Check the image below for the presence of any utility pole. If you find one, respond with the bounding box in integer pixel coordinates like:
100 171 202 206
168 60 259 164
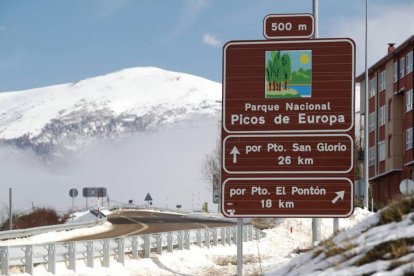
9 188 13 230
364 0 370 210
312 0 321 243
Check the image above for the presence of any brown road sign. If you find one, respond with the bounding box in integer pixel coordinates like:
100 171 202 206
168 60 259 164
264 14 314 39
222 38 355 133
223 134 353 174
222 178 353 217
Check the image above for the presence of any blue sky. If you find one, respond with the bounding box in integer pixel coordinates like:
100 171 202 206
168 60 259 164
1 0 414 91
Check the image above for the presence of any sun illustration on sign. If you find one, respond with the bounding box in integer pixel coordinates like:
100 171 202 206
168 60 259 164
265 49 312 98
300 53 310 64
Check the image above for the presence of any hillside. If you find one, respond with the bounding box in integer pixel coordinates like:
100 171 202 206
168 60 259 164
273 195 414 275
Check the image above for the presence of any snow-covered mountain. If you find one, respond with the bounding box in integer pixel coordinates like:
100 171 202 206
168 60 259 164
0 67 221 158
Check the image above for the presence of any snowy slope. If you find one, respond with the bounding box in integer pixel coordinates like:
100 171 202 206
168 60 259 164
0 67 221 156
273 196 414 275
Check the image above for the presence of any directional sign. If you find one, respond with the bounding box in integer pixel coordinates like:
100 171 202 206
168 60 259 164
222 39 355 133
220 36 355 218
222 178 353 217
82 187 107 198
223 134 353 174
263 14 314 39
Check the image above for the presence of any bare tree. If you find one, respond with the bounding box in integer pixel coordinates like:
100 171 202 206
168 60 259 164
201 137 221 191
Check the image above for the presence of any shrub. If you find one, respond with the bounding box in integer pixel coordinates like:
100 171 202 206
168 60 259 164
0 207 67 230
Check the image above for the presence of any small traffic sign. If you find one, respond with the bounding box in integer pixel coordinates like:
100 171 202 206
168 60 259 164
69 188 78 198
145 193 153 201
222 178 353 217
264 14 314 39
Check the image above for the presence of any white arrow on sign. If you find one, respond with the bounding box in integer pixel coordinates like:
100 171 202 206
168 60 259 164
331 191 345 204
230 146 240 163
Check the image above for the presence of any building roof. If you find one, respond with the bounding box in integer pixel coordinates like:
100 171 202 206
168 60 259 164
356 34 414 82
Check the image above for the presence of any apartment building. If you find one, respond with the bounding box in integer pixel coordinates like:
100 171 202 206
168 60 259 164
357 35 414 205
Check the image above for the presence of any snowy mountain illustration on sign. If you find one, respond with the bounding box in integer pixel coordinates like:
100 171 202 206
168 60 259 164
0 67 221 158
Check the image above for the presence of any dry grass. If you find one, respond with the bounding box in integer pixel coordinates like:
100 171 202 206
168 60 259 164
214 255 260 267
379 195 414 225
355 238 414 267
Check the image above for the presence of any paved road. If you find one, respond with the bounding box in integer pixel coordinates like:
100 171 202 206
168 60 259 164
67 210 235 241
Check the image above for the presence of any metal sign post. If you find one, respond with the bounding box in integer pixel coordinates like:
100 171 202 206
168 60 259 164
237 218 243 276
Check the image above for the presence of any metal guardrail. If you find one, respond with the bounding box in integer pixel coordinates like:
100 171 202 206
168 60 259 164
0 225 263 275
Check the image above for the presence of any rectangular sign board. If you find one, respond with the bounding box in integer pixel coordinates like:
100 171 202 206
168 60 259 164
223 134 353 174
220 38 355 218
222 39 355 133
222 178 353 217
263 14 314 39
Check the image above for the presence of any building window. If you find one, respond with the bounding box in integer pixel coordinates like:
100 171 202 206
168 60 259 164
393 61 398 83
369 77 376 98
378 141 386 162
369 146 376 166
406 89 413 112
379 70 386 91
407 51 413 74
369 112 376 132
406 127 413 150
388 135 392 158
400 57 405 78
388 99 392 121
378 106 386 126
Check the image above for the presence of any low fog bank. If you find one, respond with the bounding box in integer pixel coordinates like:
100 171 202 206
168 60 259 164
0 116 220 214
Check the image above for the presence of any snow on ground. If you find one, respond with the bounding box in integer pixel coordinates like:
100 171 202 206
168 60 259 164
5 208 373 275
273 198 414 275
0 222 113 247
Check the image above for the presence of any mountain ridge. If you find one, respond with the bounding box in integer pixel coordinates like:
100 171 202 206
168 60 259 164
0 67 222 158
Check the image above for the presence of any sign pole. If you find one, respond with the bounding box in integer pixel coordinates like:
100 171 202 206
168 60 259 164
312 0 322 243
237 218 243 276
9 188 13 230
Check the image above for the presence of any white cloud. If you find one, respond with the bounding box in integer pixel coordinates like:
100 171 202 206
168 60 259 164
202 33 222 47
325 2 414 75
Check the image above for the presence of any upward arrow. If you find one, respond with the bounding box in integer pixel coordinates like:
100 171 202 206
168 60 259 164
331 191 345 204
230 146 240 163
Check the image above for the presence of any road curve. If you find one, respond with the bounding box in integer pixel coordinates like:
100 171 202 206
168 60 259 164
66 210 236 241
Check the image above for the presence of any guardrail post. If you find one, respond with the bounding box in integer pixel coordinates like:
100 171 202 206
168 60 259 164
156 234 162 255
68 242 76 272
25 245 33 275
47 243 56 274
178 231 183 250
1 246 9 276
204 229 210 248
243 225 248 242
212 228 218 246
255 228 261 240
102 239 110 267
196 230 202 247
226 227 231 245
117 238 125 265
131 237 138 259
167 232 173 252
221 228 226 246
248 225 253 241
184 231 190 250
86 241 94 268
232 227 237 244
144 234 150 258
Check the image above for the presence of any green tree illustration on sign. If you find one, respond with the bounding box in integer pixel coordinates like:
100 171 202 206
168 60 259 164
265 50 312 98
